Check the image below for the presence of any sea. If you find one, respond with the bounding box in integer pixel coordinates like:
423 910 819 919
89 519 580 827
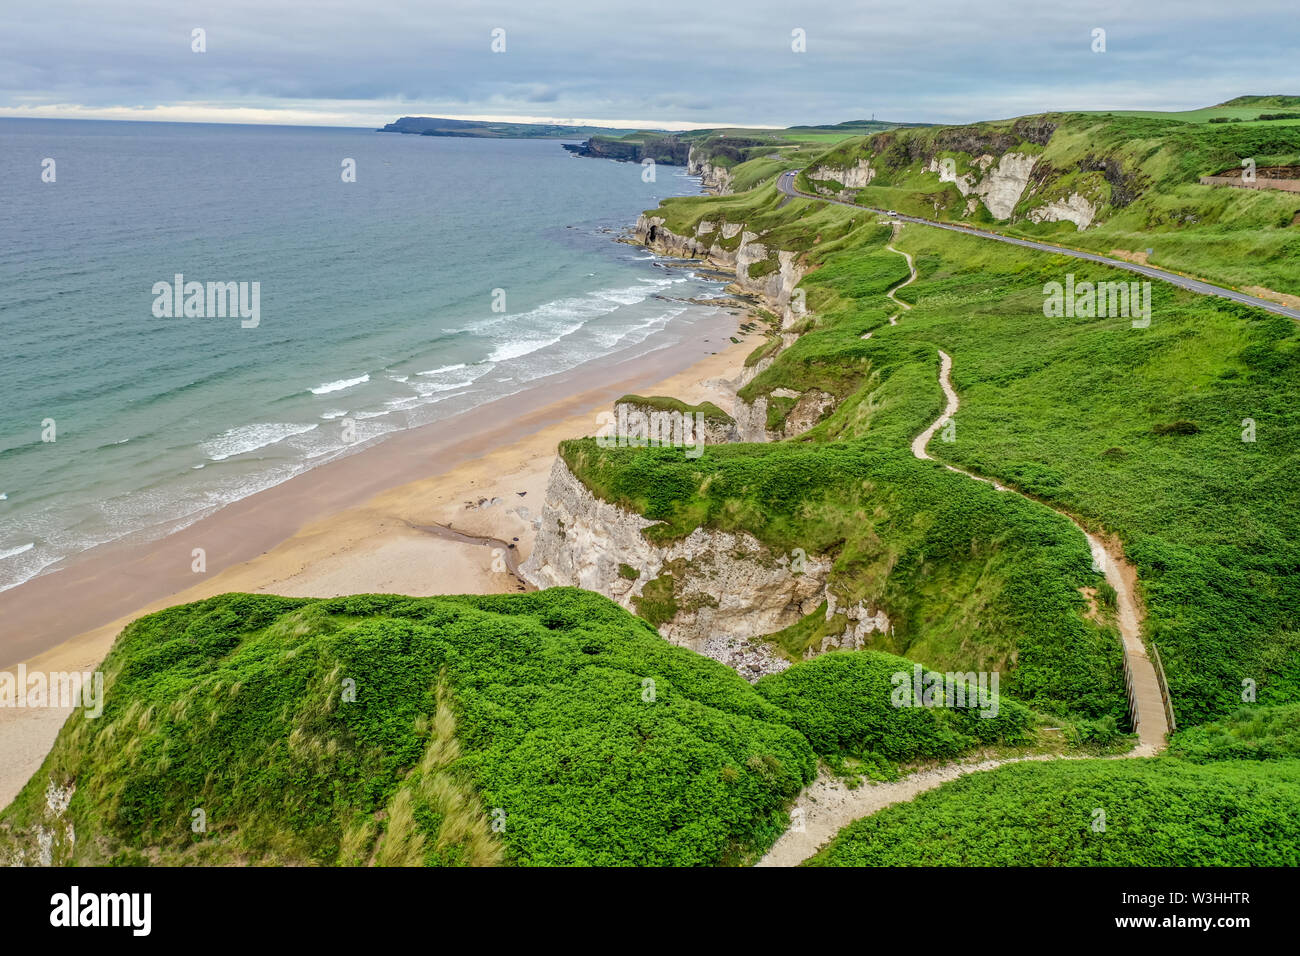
0 118 728 592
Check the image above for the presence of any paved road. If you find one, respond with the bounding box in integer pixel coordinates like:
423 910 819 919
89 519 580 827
776 170 1300 321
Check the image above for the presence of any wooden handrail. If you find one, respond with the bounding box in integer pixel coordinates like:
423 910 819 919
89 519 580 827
1121 650 1139 733
1151 642 1178 733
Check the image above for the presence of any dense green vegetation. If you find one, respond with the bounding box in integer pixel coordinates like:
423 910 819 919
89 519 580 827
755 651 1033 767
619 166 1300 725
581 189 1134 721
0 590 817 867
591 104 1300 868
806 757 1300 866
890 226 1300 723
1168 704 1300 763
2 590 1058 867
615 394 733 422
810 700 1300 867
798 107 1300 295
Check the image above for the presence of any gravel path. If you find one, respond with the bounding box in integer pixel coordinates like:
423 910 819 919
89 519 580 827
757 346 1167 867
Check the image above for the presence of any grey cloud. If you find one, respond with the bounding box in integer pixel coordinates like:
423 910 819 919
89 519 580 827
1 0 1297 126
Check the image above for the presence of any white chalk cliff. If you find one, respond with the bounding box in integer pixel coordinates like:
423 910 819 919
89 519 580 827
930 152 1038 220
520 458 889 678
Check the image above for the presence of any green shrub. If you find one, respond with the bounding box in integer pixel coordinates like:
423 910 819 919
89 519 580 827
1168 704 1300 763
1064 714 1124 746
755 650 1033 761
0 590 815 867
808 758 1300 866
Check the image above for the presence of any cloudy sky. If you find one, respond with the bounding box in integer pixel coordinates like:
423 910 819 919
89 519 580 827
2 1 1297 129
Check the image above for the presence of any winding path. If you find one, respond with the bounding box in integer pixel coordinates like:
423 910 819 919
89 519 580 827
884 225 916 325
758 756 1054 867
861 225 915 340
776 170 1300 322
757 348 1168 867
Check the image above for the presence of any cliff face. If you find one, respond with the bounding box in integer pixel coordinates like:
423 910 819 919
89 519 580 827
610 400 738 445
630 213 839 443
633 215 806 312
1028 192 1098 229
563 135 690 165
928 152 1039 221
517 210 875 675
801 116 1135 230
688 146 735 195
805 157 876 190
520 458 888 679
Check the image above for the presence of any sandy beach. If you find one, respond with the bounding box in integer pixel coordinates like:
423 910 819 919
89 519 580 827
0 307 756 809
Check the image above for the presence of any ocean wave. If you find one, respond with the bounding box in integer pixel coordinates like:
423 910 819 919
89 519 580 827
416 363 467 377
0 542 35 561
310 374 370 395
411 363 494 395
202 422 319 461
473 279 683 364
597 305 688 350
488 327 584 363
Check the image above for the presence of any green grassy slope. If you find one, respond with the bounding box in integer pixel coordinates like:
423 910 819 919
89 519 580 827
810 701 1300 866
806 756 1300 866
581 189 1133 723
797 106 1300 295
1 589 1052 867
610 157 1300 725
0 590 816 867
755 651 1034 765
1167 703 1300 762
889 225 1300 723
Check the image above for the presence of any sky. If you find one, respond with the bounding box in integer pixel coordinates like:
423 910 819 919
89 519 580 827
2 1 1298 130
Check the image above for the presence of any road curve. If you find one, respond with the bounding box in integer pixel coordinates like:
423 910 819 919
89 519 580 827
776 170 1300 321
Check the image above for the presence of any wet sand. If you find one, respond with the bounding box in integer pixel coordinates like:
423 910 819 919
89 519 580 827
0 312 755 808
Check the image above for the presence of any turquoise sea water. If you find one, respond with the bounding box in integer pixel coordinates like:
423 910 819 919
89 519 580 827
0 119 725 591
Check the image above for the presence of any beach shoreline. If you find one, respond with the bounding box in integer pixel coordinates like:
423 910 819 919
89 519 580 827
0 299 757 808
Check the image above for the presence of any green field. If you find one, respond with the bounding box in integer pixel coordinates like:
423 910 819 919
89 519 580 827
796 104 1300 295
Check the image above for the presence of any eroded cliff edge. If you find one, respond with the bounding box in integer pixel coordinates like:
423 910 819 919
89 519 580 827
520 206 885 678
520 456 890 680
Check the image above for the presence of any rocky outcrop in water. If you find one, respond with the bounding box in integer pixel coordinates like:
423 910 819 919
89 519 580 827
564 135 690 165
